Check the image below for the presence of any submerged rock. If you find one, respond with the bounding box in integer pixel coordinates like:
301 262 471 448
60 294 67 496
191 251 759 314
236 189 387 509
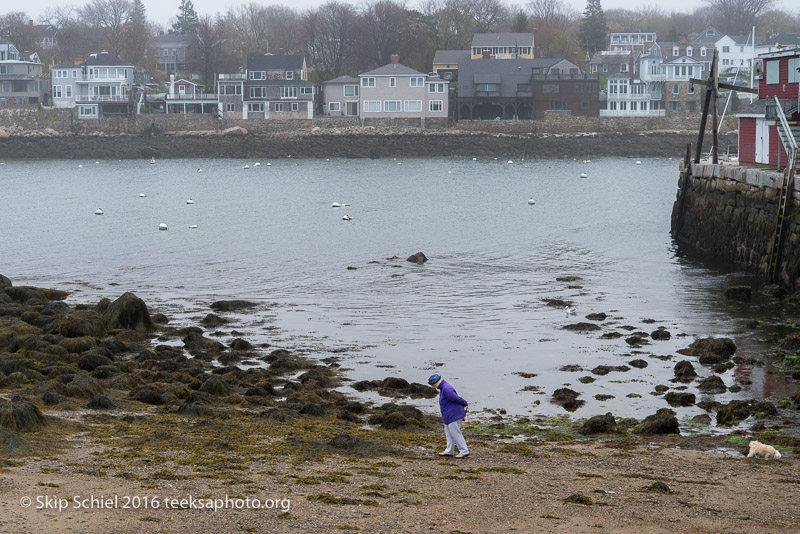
697 375 727 393
664 392 695 407
673 360 698 382
679 337 737 365
724 286 751 301
406 252 428 264
551 388 585 412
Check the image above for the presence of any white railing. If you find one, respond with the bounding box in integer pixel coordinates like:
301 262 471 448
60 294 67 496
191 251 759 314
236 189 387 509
219 73 246 80
606 94 653 101
77 95 128 102
600 109 666 117
166 93 218 100
642 74 665 82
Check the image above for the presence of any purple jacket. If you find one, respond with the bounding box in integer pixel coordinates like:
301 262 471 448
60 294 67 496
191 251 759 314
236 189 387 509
437 380 468 424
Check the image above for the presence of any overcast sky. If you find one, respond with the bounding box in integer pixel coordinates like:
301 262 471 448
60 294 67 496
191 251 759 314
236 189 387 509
11 0 798 31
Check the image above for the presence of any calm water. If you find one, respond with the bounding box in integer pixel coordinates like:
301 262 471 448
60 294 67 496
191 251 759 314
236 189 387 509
1 157 795 426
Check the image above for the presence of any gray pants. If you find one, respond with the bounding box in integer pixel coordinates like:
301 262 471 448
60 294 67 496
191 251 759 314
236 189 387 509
443 420 469 455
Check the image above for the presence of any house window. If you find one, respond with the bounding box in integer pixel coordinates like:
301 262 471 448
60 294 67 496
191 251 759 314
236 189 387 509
701 47 706 56
673 47 679 56
631 102 637 111
582 100 589 109
79 105 95 116
389 77 396 87
361 77 375 88
687 47 692 56
384 100 401 112
603 64 608 72
410 77 424 87
766 60 779 84
248 102 264 112
162 49 168 56
429 100 443 112
363 100 380 112
669 101 680 112
405 100 422 112
609 102 617 110
688 83 694 94
65 86 72 98
788 58 800 83
542 83 559 93
272 102 282 111
53 85 62 98
619 102 627 110
291 102 299 111
249 71 266 80
621 63 629 73
225 103 235 112
286 71 294 80
722 46 730 53
301 87 313 95
550 101 567 110
281 87 298 98
591 64 597 73
429 83 445 93
328 102 340 112
344 85 358 97
673 83 679 94
250 87 266 98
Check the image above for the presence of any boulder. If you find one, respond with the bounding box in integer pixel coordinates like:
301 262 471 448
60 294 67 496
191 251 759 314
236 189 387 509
222 126 248 136
580 412 616 435
697 375 727 393
210 300 256 312
0 396 46 432
56 310 107 338
664 392 696 407
551 388 585 412
651 328 671 340
0 274 11 290
680 337 736 365
635 408 679 435
406 252 428 264
103 292 155 332
673 360 697 382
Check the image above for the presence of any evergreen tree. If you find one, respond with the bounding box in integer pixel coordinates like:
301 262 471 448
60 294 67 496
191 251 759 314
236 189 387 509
173 0 199 35
577 0 607 54
511 11 529 33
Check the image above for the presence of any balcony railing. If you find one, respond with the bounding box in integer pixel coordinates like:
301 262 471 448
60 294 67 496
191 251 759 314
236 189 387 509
165 93 218 100
642 73 665 81
532 73 598 81
600 109 666 117
74 75 129 82
76 95 129 102
606 94 653 100
219 73 246 80
474 90 501 97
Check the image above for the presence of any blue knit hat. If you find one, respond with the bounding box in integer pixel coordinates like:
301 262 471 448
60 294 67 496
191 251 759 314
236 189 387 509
428 374 441 385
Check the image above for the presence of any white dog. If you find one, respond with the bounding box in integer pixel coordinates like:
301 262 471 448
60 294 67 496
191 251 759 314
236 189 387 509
747 440 782 460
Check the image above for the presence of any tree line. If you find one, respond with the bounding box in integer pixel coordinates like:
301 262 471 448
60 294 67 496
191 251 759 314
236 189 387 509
1 0 797 85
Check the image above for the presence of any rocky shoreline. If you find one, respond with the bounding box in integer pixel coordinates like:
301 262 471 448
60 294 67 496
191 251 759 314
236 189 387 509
1 274 799 533
0 130 737 160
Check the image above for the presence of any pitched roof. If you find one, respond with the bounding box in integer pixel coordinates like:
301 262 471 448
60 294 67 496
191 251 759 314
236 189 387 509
471 33 534 47
323 75 359 84
457 58 561 98
589 51 638 65
360 63 425 76
157 33 192 46
83 51 132 67
247 54 305 71
433 50 471 64
54 61 78 69
759 32 800 46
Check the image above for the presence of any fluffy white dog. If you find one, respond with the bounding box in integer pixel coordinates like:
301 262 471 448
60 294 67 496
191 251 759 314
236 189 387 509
747 440 782 460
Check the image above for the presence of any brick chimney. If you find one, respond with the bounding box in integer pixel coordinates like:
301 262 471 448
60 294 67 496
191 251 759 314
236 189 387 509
629 50 635 81
391 53 399 64
241 43 247 75
482 51 491 59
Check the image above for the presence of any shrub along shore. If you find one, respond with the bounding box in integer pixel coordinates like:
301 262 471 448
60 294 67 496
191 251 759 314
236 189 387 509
1 274 798 531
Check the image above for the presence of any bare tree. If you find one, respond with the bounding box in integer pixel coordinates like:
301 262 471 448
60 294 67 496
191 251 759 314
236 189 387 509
470 0 508 33
120 0 151 66
226 3 270 52
302 2 357 80
355 0 414 68
79 0 132 57
0 12 40 52
526 0 577 32
418 0 476 51
704 0 774 35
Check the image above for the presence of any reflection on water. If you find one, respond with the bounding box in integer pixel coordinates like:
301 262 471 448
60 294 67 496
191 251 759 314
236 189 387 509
1 157 795 424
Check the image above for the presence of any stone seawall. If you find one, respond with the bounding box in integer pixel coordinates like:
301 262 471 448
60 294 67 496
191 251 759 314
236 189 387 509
671 161 800 290
0 131 735 160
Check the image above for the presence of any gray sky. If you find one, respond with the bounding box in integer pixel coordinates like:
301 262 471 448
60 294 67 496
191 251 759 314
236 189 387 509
12 0 797 32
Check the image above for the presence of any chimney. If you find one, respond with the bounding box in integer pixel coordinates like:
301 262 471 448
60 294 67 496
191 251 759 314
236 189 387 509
29 19 33 26
482 51 491 59
390 53 399 64
241 43 247 75
629 50 634 81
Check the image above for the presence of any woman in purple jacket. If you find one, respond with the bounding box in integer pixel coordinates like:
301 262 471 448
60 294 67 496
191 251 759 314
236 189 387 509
428 374 469 458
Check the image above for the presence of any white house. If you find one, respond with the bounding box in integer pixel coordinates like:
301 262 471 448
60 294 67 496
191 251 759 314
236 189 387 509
51 51 134 118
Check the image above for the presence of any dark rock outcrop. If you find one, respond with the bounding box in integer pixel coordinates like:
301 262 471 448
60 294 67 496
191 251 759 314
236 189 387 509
580 412 616 435
406 252 428 264
103 292 155 332
634 408 680 435
551 388 585 412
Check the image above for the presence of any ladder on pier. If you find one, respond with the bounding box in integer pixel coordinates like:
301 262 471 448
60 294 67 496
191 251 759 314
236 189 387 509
768 97 798 283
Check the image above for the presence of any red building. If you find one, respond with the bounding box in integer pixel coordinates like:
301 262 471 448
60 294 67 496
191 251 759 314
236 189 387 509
737 48 800 166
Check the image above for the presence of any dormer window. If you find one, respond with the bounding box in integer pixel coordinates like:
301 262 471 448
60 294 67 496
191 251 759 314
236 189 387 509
687 47 692 56
673 47 679 56
286 71 293 80
701 47 707 56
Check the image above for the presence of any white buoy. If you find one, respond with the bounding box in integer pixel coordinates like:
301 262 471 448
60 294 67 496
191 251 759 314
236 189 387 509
342 215 352 221
266 162 271 166
508 160 513 164
332 202 342 208
580 172 588 178
397 162 402 165
150 157 155 164
243 164 250 169
94 208 103 215
189 225 198 229
186 198 194 204
565 306 575 317
528 199 535 205
472 157 477 161
636 160 642 165
253 162 260 167
78 164 83 168
158 223 168 231
197 168 202 173
95 161 99 164
139 193 147 198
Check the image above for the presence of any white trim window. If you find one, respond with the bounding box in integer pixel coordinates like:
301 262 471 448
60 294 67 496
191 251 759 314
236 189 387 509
328 102 340 112
249 71 266 80
344 85 358 97
79 105 95 116
363 100 380 112
248 102 265 112
361 77 375 88
687 47 692 56
286 71 294 80
788 58 800 83
301 86 313 95
281 86 298 98
225 103 235 112
429 100 443 112
673 47 679 56
250 87 266 98
65 85 72 98
404 100 422 112
410 77 424 87
428 83 445 93
384 100 401 112
291 102 299 111
389 77 396 87
700 47 707 56
275 103 284 112
766 60 779 84
53 85 62 98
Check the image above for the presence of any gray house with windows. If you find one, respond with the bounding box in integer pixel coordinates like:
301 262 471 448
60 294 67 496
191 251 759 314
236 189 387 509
323 75 360 116
156 33 192 76
51 51 134 118
357 55 449 122
0 43 50 107
218 53 315 120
